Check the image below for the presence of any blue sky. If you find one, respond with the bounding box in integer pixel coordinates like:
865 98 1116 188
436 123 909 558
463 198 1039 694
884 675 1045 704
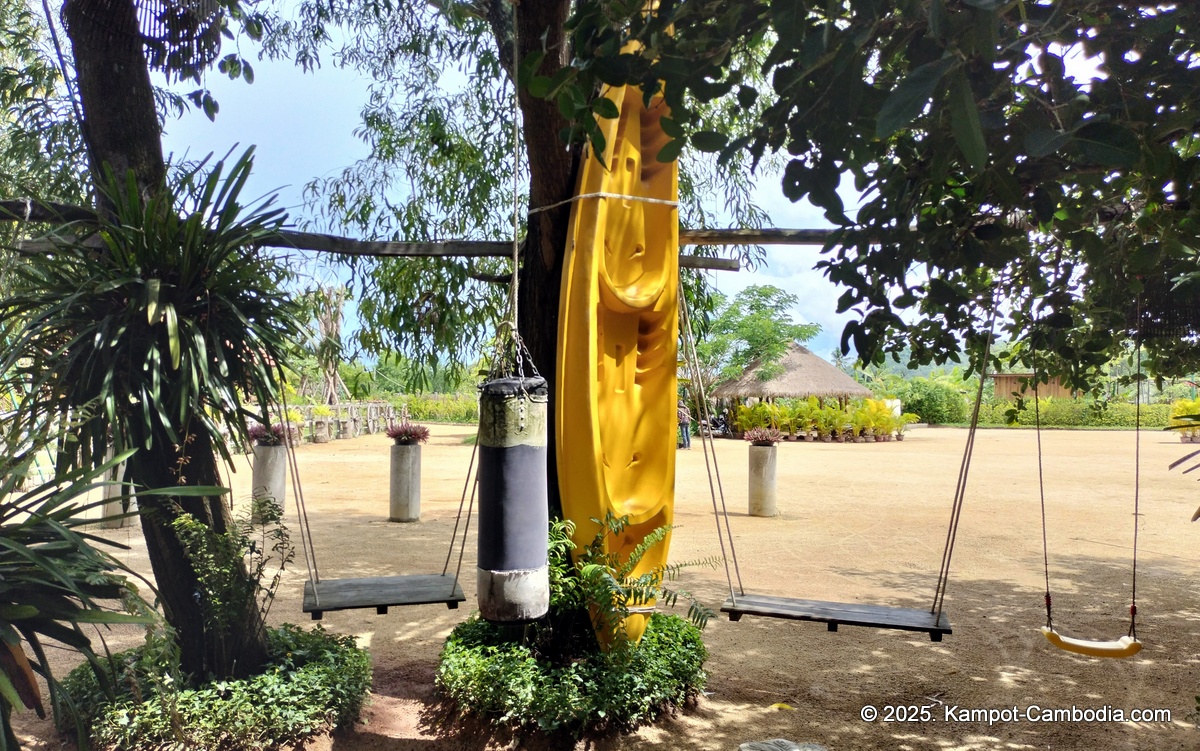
158 50 857 361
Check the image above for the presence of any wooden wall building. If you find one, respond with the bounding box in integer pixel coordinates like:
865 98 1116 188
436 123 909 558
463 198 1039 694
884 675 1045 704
990 373 1076 400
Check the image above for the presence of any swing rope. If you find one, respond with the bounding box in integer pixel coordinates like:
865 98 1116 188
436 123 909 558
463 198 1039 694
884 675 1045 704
277 385 320 600
1035 369 1053 629
930 302 997 621
1129 302 1142 639
679 294 743 600
1034 296 1141 651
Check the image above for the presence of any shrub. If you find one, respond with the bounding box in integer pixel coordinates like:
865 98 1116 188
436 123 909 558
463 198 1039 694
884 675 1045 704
898 379 969 424
394 392 479 424
436 613 707 734
435 517 713 734
980 398 1171 428
60 624 371 751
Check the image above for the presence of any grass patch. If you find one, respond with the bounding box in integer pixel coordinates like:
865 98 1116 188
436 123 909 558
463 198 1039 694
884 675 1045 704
59 624 370 750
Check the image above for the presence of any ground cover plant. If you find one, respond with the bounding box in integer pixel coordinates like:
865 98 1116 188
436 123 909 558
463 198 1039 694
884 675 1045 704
59 624 370 751
436 518 710 735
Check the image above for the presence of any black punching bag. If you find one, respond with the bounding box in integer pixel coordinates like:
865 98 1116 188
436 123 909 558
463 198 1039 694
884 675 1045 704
476 376 549 622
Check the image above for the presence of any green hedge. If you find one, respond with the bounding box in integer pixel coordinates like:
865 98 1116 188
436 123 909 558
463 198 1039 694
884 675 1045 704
394 392 478 424
437 612 707 734
60 625 370 751
979 399 1171 428
896 379 969 424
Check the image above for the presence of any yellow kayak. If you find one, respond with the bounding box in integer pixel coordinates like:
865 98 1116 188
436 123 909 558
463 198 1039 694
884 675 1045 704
556 81 679 645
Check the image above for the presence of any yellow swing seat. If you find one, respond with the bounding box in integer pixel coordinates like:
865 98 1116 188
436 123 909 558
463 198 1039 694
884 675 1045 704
1040 626 1142 659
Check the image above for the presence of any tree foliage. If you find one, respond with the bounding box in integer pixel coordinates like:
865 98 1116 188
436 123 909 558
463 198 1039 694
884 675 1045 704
263 1 775 374
0 0 87 205
695 284 820 388
549 0 1200 388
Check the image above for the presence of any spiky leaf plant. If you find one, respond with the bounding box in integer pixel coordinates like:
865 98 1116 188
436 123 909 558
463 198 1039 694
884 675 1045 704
0 444 155 751
0 148 305 680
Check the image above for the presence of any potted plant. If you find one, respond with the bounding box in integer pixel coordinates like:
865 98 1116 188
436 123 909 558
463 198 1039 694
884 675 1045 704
895 412 919 440
249 422 298 523
1169 399 1200 442
387 421 431 522
311 404 333 443
744 427 781 517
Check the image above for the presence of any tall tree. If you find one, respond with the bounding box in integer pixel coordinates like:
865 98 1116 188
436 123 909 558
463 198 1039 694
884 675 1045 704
695 284 821 391
16 0 286 682
544 1 1200 388
271 3 772 377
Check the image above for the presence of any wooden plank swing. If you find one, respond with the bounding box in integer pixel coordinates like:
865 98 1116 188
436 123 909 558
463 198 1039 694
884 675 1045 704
275 394 470 621
679 300 996 643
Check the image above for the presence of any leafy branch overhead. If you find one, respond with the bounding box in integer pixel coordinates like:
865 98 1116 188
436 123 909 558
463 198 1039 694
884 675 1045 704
547 1 1200 388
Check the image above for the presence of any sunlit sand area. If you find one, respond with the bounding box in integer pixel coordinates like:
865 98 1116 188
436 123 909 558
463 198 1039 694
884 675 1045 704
19 424 1200 750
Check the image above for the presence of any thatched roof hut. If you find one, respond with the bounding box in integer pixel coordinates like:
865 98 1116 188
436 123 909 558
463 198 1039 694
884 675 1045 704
710 343 872 400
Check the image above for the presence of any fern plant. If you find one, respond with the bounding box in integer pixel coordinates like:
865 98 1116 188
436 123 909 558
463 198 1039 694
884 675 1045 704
573 513 715 657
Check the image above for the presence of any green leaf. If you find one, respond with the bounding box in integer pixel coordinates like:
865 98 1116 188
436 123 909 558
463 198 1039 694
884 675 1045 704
781 159 811 202
929 0 948 39
70 611 153 625
876 57 957 138
659 116 684 139
0 605 38 621
1073 121 1140 167
655 137 685 163
691 130 728 153
164 303 181 370
0 672 24 713
527 75 553 99
769 0 807 41
591 96 619 119
1026 129 1071 158
518 50 546 88
949 70 987 173
146 279 161 323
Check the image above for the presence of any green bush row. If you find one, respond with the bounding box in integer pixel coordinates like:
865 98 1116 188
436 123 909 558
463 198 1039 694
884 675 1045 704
60 625 370 751
437 612 707 734
394 392 478 424
978 399 1171 428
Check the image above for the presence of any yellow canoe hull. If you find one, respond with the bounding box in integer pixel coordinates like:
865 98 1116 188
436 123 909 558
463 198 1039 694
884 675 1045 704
556 83 679 645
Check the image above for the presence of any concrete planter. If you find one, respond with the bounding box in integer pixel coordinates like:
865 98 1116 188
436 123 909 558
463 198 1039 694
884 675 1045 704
312 419 330 443
252 444 288 521
748 443 778 517
99 448 131 529
390 443 421 522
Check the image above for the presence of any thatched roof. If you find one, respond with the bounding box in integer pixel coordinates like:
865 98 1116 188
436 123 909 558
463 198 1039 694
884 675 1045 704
710 343 872 400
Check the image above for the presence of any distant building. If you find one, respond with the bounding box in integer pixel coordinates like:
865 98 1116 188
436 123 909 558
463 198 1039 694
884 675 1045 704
990 373 1076 400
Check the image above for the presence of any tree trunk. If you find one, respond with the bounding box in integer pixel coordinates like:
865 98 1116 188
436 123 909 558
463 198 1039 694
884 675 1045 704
62 0 269 681
489 0 580 517
61 0 165 208
128 427 268 681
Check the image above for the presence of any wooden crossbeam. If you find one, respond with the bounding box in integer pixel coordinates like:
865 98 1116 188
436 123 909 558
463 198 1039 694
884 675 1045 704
2 198 840 271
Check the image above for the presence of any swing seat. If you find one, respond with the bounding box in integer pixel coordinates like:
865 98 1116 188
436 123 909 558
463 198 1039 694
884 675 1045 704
303 574 465 620
1040 626 1142 658
722 594 952 641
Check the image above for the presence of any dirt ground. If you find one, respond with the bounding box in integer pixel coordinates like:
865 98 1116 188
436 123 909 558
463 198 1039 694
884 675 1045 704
14 425 1200 750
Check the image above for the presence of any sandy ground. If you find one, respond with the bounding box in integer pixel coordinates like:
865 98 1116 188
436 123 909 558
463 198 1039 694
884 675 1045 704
13 425 1200 750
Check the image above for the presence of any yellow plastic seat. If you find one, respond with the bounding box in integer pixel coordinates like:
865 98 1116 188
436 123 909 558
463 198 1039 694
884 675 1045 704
1040 626 1142 658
